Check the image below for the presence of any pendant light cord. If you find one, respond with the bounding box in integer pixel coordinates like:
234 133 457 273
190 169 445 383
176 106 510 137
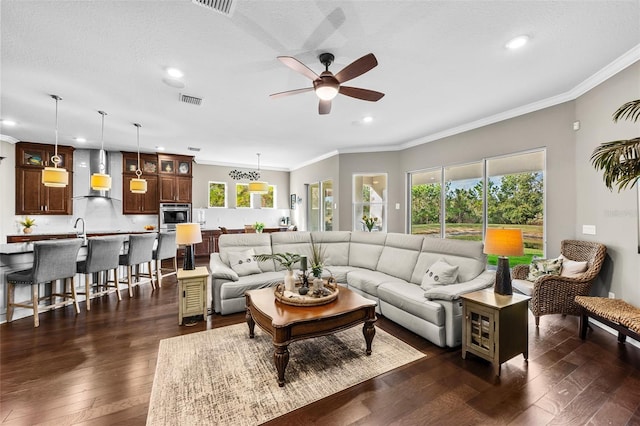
256 153 261 178
50 95 62 168
98 111 107 173
134 123 142 178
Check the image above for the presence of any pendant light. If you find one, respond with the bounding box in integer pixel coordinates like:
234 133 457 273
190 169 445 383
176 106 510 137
129 123 147 193
90 110 112 191
42 95 69 187
248 153 268 194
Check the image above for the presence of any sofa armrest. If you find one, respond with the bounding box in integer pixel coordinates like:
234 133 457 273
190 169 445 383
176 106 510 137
209 253 239 282
424 270 496 301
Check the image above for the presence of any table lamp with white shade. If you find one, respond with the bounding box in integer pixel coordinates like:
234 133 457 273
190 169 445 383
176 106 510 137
176 223 202 271
483 228 524 295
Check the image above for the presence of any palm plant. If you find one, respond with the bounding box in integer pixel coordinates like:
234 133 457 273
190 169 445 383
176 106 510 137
253 252 301 271
591 99 640 191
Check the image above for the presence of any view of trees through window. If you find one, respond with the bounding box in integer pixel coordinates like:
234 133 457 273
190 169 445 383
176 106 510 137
260 185 276 208
353 174 386 232
410 151 545 266
236 183 250 208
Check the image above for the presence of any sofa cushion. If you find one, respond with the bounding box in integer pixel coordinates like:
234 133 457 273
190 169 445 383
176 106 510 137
378 281 444 326
322 265 355 284
218 271 284 300
420 258 459 289
228 249 261 276
270 232 313 271
411 238 486 285
423 270 496 300
348 232 387 270
219 233 275 272
311 231 351 267
376 233 423 282
347 269 405 297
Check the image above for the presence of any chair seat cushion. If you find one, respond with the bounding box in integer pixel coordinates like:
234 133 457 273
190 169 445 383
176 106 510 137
512 279 534 296
7 269 35 285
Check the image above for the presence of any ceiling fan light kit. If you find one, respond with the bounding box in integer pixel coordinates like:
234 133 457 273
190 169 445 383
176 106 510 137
271 52 384 115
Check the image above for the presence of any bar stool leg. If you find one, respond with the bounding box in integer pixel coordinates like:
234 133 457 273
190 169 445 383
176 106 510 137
32 284 39 327
113 268 122 300
7 283 15 322
85 273 91 311
156 259 162 288
149 261 156 290
127 265 134 298
69 276 80 314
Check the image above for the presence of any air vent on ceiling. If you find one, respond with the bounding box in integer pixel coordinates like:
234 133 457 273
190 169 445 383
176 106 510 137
192 0 235 16
188 147 201 152
180 94 203 106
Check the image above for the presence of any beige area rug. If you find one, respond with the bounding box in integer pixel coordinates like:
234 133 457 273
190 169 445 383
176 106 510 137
147 323 425 425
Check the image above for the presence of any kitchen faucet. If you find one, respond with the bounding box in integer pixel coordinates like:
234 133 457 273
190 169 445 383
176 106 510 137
74 218 86 242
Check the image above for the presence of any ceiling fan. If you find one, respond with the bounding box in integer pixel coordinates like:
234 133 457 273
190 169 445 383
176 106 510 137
270 52 385 115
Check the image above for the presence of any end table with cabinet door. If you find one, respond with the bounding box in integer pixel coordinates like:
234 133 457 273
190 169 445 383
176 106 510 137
177 266 209 325
461 290 531 376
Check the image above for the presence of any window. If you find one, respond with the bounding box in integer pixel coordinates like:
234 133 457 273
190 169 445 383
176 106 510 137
410 168 442 237
260 185 276 208
236 183 251 208
208 182 227 208
486 151 544 266
307 180 333 231
444 162 483 241
408 149 545 266
353 174 387 232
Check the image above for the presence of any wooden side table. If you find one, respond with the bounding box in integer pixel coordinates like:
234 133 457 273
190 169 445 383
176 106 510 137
177 266 209 325
461 289 531 376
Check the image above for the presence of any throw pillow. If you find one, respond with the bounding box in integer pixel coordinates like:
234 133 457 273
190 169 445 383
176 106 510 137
228 249 261 276
421 258 459 290
527 257 563 281
559 254 588 277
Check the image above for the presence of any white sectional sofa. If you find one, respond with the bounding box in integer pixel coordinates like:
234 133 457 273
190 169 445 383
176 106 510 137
209 231 495 347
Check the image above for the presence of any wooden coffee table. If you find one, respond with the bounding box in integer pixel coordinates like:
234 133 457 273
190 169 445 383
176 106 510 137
245 286 377 386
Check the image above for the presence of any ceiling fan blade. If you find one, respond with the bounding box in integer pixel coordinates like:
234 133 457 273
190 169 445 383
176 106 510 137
334 53 378 84
277 56 319 81
339 86 385 102
270 87 314 99
319 99 331 115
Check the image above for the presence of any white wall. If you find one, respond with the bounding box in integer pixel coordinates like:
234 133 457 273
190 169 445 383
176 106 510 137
575 61 640 304
0 140 16 243
192 162 291 230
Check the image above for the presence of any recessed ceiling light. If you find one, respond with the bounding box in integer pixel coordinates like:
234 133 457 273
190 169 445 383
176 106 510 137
167 68 184 79
75 137 87 143
1 119 16 127
156 146 165 151
505 35 529 50
363 116 373 123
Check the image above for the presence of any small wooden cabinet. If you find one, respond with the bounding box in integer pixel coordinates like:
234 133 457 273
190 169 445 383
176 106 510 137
15 142 74 215
177 266 209 325
122 152 159 215
158 154 193 203
461 290 530 376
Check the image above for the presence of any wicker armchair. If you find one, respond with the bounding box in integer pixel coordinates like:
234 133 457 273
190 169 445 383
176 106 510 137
512 240 607 327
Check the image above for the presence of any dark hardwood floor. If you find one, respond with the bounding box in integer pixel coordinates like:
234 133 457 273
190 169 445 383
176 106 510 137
2 266 640 425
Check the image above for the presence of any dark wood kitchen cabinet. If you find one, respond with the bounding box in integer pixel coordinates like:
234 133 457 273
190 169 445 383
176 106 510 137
15 142 74 215
158 154 193 203
122 152 159 215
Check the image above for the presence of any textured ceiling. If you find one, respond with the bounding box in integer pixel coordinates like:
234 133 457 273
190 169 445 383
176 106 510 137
1 0 639 170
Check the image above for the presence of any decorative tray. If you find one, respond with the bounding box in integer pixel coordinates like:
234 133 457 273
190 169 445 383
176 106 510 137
274 280 339 307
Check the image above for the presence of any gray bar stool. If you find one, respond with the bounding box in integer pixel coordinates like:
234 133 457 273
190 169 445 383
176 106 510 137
153 232 178 288
76 235 125 310
7 239 83 327
118 233 157 297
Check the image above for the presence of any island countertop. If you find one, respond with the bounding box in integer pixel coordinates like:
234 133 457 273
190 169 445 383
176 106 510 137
2 230 157 254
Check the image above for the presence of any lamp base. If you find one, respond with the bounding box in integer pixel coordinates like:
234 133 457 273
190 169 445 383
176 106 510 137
183 245 196 271
494 256 513 295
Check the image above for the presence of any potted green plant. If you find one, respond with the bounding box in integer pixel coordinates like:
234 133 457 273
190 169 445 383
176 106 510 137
591 99 640 191
362 215 379 232
254 222 265 233
253 252 302 291
19 216 36 234
309 243 326 291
